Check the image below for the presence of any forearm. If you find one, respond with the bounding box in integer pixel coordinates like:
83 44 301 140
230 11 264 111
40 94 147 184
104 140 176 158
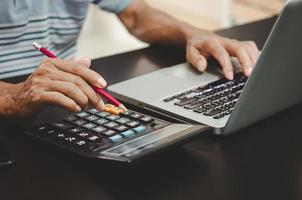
118 0 199 47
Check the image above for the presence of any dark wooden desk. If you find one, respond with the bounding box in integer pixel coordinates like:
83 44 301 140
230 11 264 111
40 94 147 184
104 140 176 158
2 17 300 200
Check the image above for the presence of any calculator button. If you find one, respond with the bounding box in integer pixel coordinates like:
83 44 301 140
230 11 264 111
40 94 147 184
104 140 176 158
130 113 143 119
106 115 120 121
95 118 109 125
96 112 110 118
92 126 107 134
120 130 135 138
116 117 130 124
64 137 77 143
75 140 87 148
126 121 140 128
64 115 77 122
120 110 133 116
76 112 90 118
133 125 147 134
102 130 117 137
46 129 56 135
140 116 154 123
87 108 99 114
87 135 102 143
73 119 87 126
51 122 74 130
114 125 129 132
82 123 97 129
55 132 67 139
108 134 123 143
36 125 49 133
86 115 99 122
68 127 84 134
104 122 119 129
77 131 92 139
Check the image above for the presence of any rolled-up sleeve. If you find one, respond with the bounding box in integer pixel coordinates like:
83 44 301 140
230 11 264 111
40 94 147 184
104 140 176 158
92 0 134 13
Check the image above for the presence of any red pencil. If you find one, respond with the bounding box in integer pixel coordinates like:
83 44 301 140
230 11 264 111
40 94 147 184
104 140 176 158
32 42 127 111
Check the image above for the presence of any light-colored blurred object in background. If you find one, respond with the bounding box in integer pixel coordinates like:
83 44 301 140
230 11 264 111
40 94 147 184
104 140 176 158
76 0 285 59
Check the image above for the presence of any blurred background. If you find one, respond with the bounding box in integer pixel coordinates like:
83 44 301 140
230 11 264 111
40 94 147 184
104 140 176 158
76 0 285 59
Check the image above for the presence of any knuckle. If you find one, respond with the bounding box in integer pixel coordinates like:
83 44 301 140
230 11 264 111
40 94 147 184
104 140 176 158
71 64 82 73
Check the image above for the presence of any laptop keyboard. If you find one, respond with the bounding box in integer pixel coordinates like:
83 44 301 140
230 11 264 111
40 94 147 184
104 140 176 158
163 73 247 120
27 105 169 155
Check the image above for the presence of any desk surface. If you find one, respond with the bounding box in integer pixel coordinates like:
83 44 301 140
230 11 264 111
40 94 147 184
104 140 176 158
2 16 301 200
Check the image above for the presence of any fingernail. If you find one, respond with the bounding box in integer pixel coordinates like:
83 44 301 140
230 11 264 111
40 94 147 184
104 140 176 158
76 105 81 112
197 60 204 70
97 78 107 88
228 71 234 80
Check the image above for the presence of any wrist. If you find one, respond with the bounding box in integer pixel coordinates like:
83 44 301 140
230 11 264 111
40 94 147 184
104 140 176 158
0 82 22 116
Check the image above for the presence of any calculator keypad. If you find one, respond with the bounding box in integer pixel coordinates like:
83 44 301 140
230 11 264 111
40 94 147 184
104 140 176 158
28 105 168 153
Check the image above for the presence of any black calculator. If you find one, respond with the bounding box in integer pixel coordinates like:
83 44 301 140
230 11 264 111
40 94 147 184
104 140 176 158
26 107 205 163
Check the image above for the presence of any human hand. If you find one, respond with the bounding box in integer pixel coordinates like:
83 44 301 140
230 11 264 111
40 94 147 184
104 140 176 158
186 29 260 80
8 58 106 117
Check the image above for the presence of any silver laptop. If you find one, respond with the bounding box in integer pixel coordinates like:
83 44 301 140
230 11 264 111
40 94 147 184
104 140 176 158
108 0 302 135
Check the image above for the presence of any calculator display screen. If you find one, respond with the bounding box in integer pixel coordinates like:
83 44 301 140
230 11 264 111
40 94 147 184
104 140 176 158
101 124 195 158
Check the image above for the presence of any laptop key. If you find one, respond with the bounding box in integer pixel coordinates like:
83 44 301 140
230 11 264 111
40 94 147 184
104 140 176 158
184 101 204 110
204 109 221 117
193 107 206 114
163 97 174 102
174 97 197 106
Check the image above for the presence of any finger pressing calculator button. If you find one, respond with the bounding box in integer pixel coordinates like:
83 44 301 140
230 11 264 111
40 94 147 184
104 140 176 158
108 134 123 143
133 125 146 134
120 130 135 138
